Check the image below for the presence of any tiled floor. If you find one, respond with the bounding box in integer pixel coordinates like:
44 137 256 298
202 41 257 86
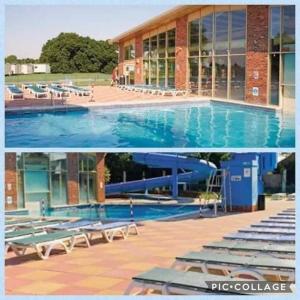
5 200 294 295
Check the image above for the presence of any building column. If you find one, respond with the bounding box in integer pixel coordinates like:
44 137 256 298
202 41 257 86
175 15 188 90
118 42 125 77
135 35 143 84
5 153 18 210
96 153 106 202
67 153 79 205
245 5 269 105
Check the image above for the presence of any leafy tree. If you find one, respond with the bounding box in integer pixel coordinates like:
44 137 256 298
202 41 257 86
5 55 18 63
40 33 117 73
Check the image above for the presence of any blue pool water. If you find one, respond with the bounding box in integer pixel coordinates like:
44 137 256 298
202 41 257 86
5 101 295 147
45 204 200 221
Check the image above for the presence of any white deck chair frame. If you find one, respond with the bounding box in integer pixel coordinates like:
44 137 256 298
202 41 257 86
10 233 90 260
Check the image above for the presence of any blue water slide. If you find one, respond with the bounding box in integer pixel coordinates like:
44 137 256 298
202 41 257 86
106 153 216 198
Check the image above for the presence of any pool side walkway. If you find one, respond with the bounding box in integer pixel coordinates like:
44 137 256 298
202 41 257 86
5 199 294 295
5 86 284 112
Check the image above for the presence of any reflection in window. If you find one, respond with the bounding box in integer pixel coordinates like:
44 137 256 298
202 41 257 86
158 33 166 58
150 60 157 86
189 20 199 56
150 36 158 58
200 15 213 56
270 54 280 105
215 56 228 98
167 29 176 57
269 6 295 105
215 12 229 55
200 57 212 97
230 55 245 100
79 153 97 203
189 58 199 93
167 59 175 88
231 10 246 54
282 6 295 52
158 59 166 87
124 44 135 60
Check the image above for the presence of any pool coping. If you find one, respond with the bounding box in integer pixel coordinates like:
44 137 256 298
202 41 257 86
5 96 282 114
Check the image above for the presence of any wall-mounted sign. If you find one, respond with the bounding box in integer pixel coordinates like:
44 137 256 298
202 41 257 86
252 87 259 96
7 183 12 191
253 71 259 80
231 175 242 182
244 168 251 177
6 196 13 204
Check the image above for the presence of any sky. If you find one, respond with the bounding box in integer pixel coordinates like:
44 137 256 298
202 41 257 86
5 5 173 58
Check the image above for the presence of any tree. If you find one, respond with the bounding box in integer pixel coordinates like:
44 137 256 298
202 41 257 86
5 55 18 63
40 33 117 73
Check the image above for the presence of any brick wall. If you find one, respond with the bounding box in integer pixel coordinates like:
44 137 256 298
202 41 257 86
96 153 106 202
245 5 269 104
175 15 188 90
5 153 18 210
67 153 79 205
134 35 143 84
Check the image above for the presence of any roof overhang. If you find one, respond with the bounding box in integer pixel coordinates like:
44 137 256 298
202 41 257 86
111 5 203 44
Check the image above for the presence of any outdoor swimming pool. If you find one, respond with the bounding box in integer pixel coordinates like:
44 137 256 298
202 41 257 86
5 101 295 147
45 204 200 221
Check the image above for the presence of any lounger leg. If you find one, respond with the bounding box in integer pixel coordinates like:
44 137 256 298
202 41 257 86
11 245 27 257
230 268 266 281
103 231 113 243
124 282 137 295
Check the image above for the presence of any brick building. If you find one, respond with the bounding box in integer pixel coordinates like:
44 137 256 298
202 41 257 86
112 5 295 108
5 153 106 211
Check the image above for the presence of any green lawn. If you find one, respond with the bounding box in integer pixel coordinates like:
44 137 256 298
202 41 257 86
5 73 111 86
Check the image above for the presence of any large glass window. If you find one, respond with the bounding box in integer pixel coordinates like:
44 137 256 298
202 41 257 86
167 29 176 57
230 55 245 100
200 15 213 56
200 57 213 97
158 59 166 87
79 154 97 203
231 10 246 54
188 9 245 99
143 28 176 86
189 58 199 93
189 20 199 57
124 44 135 60
50 153 67 206
269 6 295 105
215 12 229 55
215 56 228 98
167 59 175 88
158 32 166 58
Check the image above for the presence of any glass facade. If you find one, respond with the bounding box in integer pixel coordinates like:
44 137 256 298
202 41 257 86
143 28 176 87
188 8 246 100
79 153 97 203
124 44 135 60
15 153 98 208
269 5 295 105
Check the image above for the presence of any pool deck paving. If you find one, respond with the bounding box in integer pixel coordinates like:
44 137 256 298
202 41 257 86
5 85 284 112
5 199 295 295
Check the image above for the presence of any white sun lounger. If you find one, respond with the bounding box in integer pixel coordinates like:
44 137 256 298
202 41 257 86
6 85 24 100
125 267 254 295
28 85 48 98
48 219 102 231
83 221 138 243
261 219 295 224
270 216 295 220
10 230 90 260
172 251 295 281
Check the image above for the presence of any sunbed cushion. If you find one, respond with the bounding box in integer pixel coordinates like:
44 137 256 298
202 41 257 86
11 230 82 246
132 267 250 294
204 240 295 254
176 251 295 270
239 228 295 235
51 219 101 230
224 232 295 243
5 228 44 239
252 222 295 229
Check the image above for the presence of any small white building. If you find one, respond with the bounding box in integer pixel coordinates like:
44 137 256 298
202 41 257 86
5 63 11 75
33 64 51 73
10 64 22 75
21 64 34 74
